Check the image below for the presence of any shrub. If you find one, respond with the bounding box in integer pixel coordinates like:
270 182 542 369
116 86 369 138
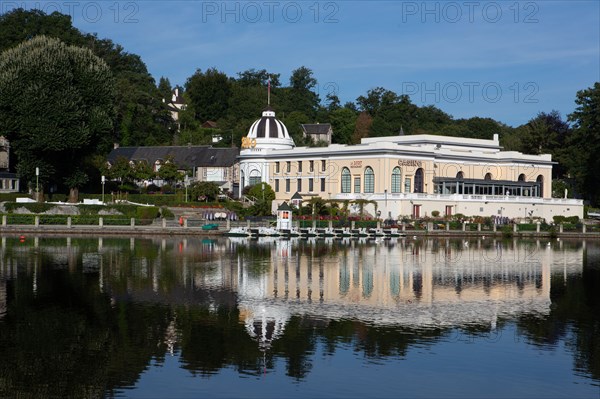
135 206 159 222
553 215 580 224
160 207 174 219
431 210 440 218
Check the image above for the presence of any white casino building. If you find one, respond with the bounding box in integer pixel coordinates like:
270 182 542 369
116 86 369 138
238 107 583 221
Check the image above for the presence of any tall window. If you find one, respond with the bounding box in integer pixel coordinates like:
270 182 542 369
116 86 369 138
285 179 290 192
391 167 401 193
274 179 279 192
354 177 361 193
321 178 325 192
341 167 351 193
414 168 424 193
309 178 314 192
309 160 314 172
286 161 291 173
364 167 374 193
404 177 411 193
275 162 280 173
321 160 326 172
241 171 245 189
298 161 302 173
297 179 302 192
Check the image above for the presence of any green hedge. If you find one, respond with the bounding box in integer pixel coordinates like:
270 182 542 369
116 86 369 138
1 214 154 226
0 193 30 202
3 202 55 213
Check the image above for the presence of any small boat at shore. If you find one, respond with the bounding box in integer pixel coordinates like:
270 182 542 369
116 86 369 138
249 227 280 237
223 227 251 237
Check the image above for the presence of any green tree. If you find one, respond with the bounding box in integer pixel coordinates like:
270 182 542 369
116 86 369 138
157 76 172 102
281 111 310 145
246 183 275 216
185 67 231 122
0 8 85 53
236 68 280 87
0 35 115 202
108 156 135 186
329 108 357 144
280 66 319 119
190 181 221 202
133 160 155 182
567 83 600 206
0 9 176 149
157 156 183 187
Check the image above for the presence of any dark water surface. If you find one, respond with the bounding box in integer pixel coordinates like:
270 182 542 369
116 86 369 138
0 235 598 398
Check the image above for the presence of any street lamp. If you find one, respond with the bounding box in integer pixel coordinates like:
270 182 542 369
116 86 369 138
35 167 39 201
184 175 190 203
101 175 105 204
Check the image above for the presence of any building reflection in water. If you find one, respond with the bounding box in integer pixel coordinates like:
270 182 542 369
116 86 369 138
232 237 585 347
0 236 587 348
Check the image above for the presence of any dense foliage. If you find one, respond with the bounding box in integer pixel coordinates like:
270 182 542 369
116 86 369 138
0 35 115 202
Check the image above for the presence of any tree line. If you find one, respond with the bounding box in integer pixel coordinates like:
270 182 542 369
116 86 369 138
0 9 598 206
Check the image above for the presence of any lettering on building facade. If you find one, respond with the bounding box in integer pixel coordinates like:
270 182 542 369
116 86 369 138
398 160 423 167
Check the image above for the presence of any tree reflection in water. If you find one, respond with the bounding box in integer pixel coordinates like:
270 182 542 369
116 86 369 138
0 236 597 397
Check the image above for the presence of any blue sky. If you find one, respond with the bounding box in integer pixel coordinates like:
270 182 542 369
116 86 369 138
3 0 599 126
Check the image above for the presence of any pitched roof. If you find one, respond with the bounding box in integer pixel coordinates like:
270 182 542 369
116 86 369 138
277 201 293 211
201 120 218 128
301 123 332 135
291 192 303 200
107 146 239 168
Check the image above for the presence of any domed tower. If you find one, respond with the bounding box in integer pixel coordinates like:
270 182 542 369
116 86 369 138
239 105 294 197
244 106 295 150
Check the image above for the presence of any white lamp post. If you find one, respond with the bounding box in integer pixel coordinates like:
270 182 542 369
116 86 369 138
35 167 39 201
184 175 190 203
101 175 105 204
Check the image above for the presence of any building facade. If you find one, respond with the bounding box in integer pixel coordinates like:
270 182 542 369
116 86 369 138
239 107 583 221
108 145 240 195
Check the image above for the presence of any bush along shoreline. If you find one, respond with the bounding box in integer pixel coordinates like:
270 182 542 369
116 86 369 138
0 202 161 226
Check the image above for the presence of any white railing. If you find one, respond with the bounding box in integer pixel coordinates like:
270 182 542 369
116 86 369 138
331 193 583 205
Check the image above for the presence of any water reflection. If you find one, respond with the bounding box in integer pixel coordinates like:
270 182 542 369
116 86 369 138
0 236 597 398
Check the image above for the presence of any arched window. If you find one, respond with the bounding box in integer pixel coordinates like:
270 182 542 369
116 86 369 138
341 167 351 193
364 167 374 193
391 167 401 193
518 174 526 182
484 172 492 180
414 168 424 193
249 169 261 186
536 175 544 197
456 171 464 179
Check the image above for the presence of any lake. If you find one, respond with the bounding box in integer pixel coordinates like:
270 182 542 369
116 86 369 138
0 235 598 398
